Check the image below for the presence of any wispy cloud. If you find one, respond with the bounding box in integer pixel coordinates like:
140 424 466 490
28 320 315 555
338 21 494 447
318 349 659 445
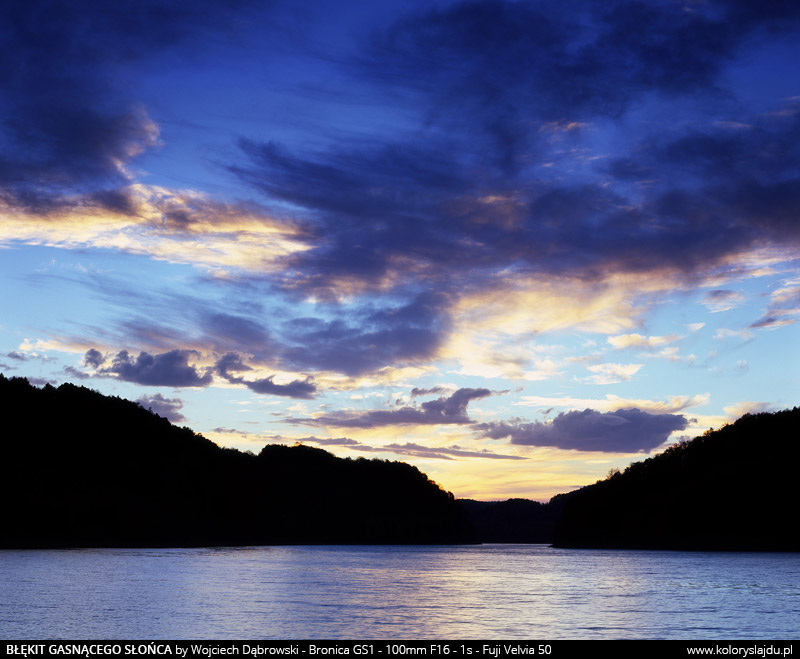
516 393 709 415
607 333 680 350
288 388 494 428
578 363 643 385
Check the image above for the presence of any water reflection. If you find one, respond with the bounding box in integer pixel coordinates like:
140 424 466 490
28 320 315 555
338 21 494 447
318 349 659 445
1 545 798 639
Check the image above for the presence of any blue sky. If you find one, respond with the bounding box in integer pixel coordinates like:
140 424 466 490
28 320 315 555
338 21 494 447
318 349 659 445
2 0 799 500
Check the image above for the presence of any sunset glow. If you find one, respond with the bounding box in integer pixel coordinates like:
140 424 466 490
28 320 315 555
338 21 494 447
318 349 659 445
2 0 799 500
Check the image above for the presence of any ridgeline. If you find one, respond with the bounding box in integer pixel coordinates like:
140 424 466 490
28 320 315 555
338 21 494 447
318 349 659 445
552 406 800 550
0 375 475 547
3 375 798 550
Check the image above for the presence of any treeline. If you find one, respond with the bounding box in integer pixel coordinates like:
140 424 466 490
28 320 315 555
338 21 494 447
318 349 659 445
0 375 475 547
3 375 798 550
459 498 564 543
552 407 800 550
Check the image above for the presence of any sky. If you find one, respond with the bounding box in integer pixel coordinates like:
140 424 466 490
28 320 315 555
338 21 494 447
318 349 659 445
2 0 799 501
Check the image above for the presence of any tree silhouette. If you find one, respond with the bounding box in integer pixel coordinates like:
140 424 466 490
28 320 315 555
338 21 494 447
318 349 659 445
0 375 476 548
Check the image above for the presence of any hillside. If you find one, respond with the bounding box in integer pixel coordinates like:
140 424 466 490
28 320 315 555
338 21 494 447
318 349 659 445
0 375 475 547
552 407 800 550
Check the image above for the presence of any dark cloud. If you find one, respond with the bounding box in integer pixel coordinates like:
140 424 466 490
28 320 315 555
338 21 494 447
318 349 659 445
6 351 27 361
201 313 273 355
606 108 800 268
9 0 799 386
290 387 492 428
215 352 253 378
84 348 105 368
215 352 316 399
362 0 800 173
281 292 451 376
227 0 800 306
239 375 316 399
410 386 448 398
101 349 213 387
232 139 482 295
0 0 261 211
378 0 799 105
136 393 186 423
478 408 688 453
63 366 91 380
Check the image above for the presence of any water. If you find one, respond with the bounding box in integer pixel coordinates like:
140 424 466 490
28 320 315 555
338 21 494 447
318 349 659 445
1 545 798 639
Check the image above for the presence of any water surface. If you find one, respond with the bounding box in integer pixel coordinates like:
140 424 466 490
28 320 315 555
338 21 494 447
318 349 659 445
2 545 798 639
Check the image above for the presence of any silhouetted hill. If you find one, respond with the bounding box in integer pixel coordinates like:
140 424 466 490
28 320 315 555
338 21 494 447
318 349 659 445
552 407 800 550
460 498 564 543
0 375 476 547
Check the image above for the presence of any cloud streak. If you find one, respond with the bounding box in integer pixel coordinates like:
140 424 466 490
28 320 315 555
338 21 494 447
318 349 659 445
290 387 493 428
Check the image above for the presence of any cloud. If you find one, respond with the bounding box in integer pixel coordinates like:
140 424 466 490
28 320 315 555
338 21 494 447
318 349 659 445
84 348 105 368
749 277 800 329
215 352 316 399
136 393 186 423
63 366 92 380
289 387 493 428
607 334 680 350
0 185 309 275
722 401 773 420
291 435 525 461
703 289 745 313
367 0 787 140
479 408 689 453
226 8 800 313
100 349 213 387
294 436 362 447
238 375 316 399
352 442 526 461
27 377 58 387
5 350 50 363
410 386 449 398
0 1 260 212
228 0 800 301
516 393 709 415
280 292 451 376
714 328 754 342
579 363 643 385
5 0 800 390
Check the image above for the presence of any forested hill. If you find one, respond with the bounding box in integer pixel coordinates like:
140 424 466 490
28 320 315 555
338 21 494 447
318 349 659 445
0 375 475 548
552 407 800 550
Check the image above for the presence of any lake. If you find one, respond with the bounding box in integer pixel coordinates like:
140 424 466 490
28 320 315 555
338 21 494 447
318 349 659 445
1 545 798 639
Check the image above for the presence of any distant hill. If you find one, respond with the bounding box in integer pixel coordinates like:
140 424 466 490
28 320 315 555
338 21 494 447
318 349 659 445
459 498 564 543
552 407 800 550
0 375 476 547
